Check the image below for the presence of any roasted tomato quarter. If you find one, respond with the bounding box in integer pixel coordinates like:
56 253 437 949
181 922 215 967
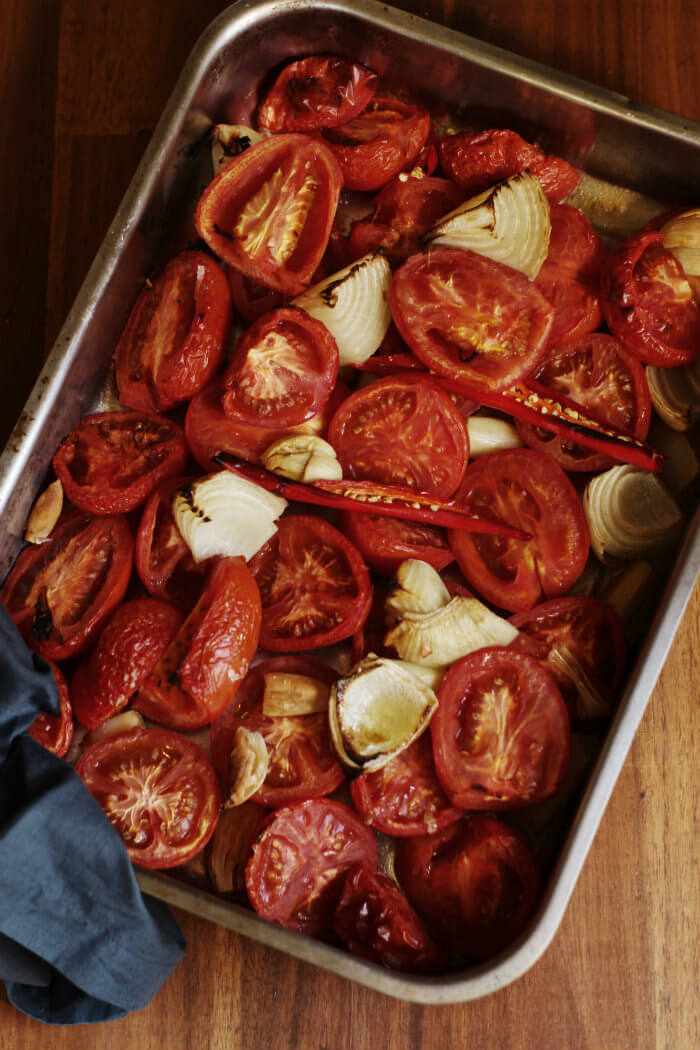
431 647 571 809
133 557 262 730
248 514 372 651
76 728 221 870
53 411 188 515
115 251 232 413
0 510 133 660
195 134 343 295
258 55 378 133
26 661 74 758
244 798 377 936
134 477 210 610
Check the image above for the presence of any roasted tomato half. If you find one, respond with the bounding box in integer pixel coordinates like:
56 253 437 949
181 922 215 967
248 514 372 651
76 728 220 870
27 661 74 758
195 134 343 295
1 510 133 660
134 477 210 610
431 647 571 809
257 55 378 133
339 510 453 577
534 260 602 349
115 251 232 413
394 814 540 961
546 203 608 284
53 411 188 515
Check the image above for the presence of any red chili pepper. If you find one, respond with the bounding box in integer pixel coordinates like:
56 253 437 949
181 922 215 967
212 454 529 539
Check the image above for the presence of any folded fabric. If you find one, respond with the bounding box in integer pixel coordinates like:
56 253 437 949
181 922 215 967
0 605 186 1025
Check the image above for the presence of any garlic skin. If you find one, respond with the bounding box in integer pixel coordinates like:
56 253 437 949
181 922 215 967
171 470 286 563
211 124 266 175
329 655 438 773
261 435 342 483
662 209 700 298
386 596 519 668
426 172 551 279
385 559 450 626
583 464 683 562
646 360 700 431
292 254 392 366
466 415 523 458
225 727 269 808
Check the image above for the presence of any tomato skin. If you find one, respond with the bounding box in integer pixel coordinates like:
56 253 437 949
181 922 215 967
76 728 221 870
517 332 651 472
322 98 432 191
134 477 210 610
431 647 571 809
394 814 539 961
258 56 378 133
115 251 232 413
547 203 608 284
227 268 283 324
339 510 453 577
391 249 553 397
133 557 262 730
248 514 372 652
449 449 589 613
333 864 447 973
1 510 133 661
509 596 626 720
71 598 185 730
53 411 188 515
210 655 344 807
534 261 602 349
350 732 463 837
601 231 700 366
328 374 469 497
195 134 343 295
244 798 378 936
27 661 73 758
221 307 339 428
438 128 579 202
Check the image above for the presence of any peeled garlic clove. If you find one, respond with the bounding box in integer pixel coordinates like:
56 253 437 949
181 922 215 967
394 660 445 692
262 673 330 716
426 172 551 279
206 800 267 895
385 559 450 626
646 360 700 431
211 124 266 175
86 711 145 746
261 434 342 483
583 464 683 562
662 209 700 297
225 727 269 808
465 415 522 458
329 655 438 772
171 470 286 562
385 596 518 668
24 479 63 544
292 254 392 366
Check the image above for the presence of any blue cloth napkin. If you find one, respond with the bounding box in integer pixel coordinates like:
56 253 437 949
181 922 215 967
0 605 186 1025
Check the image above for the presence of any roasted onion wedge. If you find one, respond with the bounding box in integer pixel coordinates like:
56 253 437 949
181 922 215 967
583 464 683 562
292 253 392 366
426 172 551 279
662 209 700 298
385 595 518 669
329 655 438 772
646 359 700 431
211 124 266 175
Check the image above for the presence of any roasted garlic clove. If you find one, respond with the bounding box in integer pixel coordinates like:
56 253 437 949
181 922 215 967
385 559 450 626
261 673 330 717
225 727 269 808
260 434 342 483
211 124 266 175
24 479 63 544
85 711 145 746
206 801 267 895
583 464 683 562
465 415 523 458
385 596 518 668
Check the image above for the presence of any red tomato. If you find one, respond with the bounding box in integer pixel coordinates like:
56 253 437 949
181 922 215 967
53 411 188 515
257 56 377 132
195 134 342 295
1 510 133 660
115 251 232 413
601 231 700 366
71 598 184 729
333 864 447 973
394 814 539 960
227 268 283 323
339 510 453 577
517 333 651 471
134 477 209 610
534 261 602 349
248 515 372 652
27 661 73 758
449 449 589 612
244 798 377 936
547 203 608 284
322 98 431 191
221 307 338 428
133 557 262 730
327 374 469 497
350 582 392 664
76 728 220 870
350 732 463 837
509 596 626 720
210 655 344 807
431 647 571 809
438 128 579 202
390 249 553 397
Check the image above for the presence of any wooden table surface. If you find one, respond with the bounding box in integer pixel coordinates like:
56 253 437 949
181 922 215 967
1 1 699 1047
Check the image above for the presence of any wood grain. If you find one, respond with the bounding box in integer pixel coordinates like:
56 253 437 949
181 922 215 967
1 1 699 1047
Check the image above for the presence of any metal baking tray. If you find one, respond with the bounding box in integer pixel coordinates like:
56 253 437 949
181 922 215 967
2 0 700 1005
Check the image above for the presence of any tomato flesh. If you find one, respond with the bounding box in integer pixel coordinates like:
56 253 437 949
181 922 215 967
339 509 453 577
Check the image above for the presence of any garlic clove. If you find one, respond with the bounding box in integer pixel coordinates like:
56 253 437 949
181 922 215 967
261 673 330 717
465 415 523 458
261 434 342 483
385 559 450 626
385 595 518 668
225 727 269 808
85 711 145 747
211 124 266 175
24 480 63 544
206 801 267 895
